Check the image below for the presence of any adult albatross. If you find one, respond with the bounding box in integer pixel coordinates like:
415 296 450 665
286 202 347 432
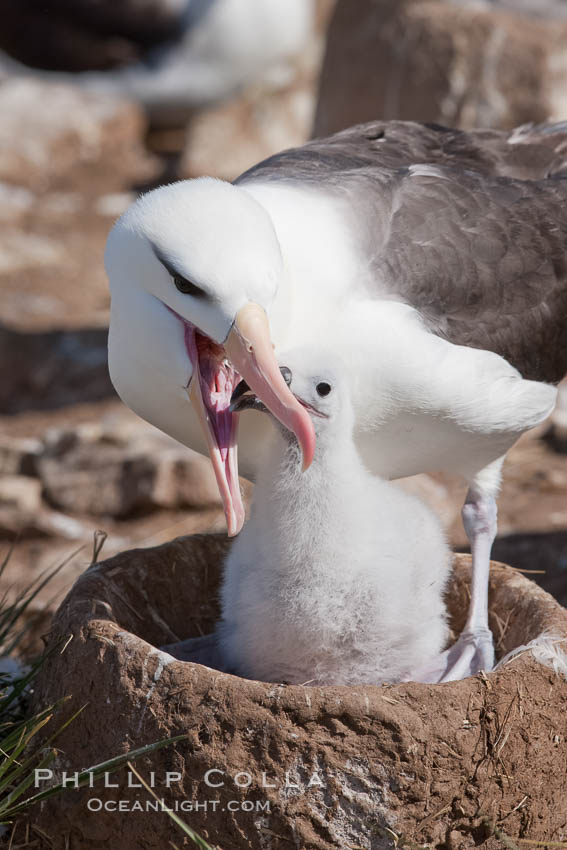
106 120 567 681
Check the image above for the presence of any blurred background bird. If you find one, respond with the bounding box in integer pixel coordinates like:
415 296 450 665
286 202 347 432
0 0 315 127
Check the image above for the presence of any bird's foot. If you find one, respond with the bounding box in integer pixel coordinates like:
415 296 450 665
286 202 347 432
161 633 228 671
410 628 495 683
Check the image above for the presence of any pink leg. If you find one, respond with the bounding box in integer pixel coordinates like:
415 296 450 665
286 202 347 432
411 462 502 684
435 489 496 681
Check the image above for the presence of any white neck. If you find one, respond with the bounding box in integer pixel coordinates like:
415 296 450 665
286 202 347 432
240 182 360 350
248 423 364 573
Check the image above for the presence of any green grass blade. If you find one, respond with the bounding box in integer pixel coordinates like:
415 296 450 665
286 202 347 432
127 762 218 850
2 734 188 820
0 544 15 579
0 749 56 814
0 547 83 649
0 712 57 789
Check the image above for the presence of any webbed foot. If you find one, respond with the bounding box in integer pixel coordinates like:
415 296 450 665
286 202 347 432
411 627 494 683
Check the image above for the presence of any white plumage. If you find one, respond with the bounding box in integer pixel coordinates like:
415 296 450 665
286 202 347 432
216 349 451 685
107 175 557 681
497 633 567 680
107 178 555 482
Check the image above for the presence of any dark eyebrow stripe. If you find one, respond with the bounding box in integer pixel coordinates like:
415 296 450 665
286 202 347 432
151 243 182 279
150 242 210 299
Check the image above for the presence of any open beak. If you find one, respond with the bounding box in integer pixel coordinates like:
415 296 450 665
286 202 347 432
224 303 315 471
184 325 245 538
189 380 244 537
184 303 315 539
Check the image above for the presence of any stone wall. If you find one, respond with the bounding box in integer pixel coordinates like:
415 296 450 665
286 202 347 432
314 0 567 137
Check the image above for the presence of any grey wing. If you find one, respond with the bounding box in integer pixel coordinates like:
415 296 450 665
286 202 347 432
376 166 567 382
235 120 567 186
236 119 567 382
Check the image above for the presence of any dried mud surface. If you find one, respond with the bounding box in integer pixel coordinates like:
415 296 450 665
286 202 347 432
30 536 567 850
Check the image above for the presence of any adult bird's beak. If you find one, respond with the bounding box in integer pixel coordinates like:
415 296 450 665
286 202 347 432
188 378 244 539
224 303 316 471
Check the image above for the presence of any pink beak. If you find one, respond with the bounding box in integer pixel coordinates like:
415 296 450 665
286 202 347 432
224 303 316 472
186 303 315 538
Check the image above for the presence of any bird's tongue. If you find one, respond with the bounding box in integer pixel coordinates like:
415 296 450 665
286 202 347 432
186 327 245 537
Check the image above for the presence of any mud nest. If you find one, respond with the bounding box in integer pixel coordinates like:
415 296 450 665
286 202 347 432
32 534 567 850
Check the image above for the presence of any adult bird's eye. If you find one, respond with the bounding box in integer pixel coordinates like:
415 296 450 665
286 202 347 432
173 274 205 297
316 382 331 397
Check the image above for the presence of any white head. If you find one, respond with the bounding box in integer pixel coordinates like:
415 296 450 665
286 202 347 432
106 178 282 343
280 347 354 443
232 347 354 461
105 178 315 535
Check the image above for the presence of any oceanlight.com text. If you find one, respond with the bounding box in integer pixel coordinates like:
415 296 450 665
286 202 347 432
86 798 271 813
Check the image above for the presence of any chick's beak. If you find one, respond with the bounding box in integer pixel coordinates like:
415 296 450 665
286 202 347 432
224 303 315 470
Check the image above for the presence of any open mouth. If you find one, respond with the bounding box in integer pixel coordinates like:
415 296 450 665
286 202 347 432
229 380 268 414
183 323 245 536
170 303 316 535
230 371 329 420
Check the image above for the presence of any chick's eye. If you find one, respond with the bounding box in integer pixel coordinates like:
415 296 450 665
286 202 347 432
173 274 205 297
316 382 331 397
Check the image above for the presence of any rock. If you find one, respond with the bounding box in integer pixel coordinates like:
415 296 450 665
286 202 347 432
0 436 42 476
0 468 91 539
181 81 319 181
0 505 88 541
0 230 65 274
151 447 233 511
0 475 77 546
0 326 113 415
33 512 92 540
39 434 155 518
38 422 234 517
181 0 335 180
70 455 149 515
0 78 151 192
0 475 41 513
37 192 83 216
0 182 35 222
31 536 567 849
94 191 136 217
314 0 567 137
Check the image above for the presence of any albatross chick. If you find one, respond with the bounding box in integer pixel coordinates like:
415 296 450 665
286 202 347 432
217 350 451 686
